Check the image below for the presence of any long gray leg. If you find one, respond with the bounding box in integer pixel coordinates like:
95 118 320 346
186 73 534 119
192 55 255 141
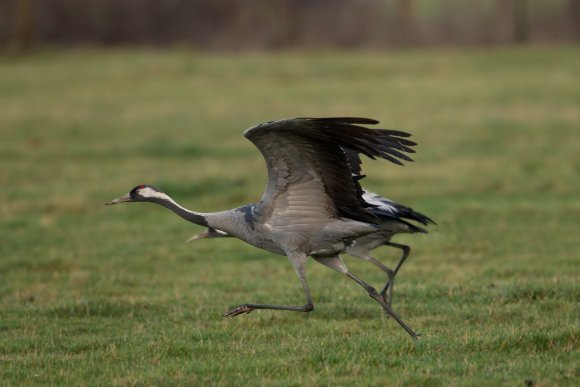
348 250 395 305
313 255 419 340
223 252 314 317
380 242 411 302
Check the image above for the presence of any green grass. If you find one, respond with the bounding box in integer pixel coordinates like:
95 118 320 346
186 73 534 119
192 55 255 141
0 46 578 385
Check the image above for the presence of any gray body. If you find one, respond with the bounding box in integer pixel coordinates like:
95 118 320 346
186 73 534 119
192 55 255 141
189 190 435 305
207 205 378 258
106 117 427 340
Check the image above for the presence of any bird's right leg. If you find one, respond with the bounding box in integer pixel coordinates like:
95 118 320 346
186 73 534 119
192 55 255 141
380 242 411 304
222 252 314 317
313 255 419 340
348 250 395 305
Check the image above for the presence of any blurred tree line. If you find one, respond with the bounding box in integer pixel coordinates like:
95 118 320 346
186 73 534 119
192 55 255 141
3 0 579 51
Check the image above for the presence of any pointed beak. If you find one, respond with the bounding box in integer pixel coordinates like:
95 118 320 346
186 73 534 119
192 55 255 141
104 193 131 205
186 231 209 243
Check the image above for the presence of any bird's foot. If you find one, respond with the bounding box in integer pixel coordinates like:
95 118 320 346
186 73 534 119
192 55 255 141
222 304 254 317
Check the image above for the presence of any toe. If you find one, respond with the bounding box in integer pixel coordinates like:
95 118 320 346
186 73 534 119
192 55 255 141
222 304 252 317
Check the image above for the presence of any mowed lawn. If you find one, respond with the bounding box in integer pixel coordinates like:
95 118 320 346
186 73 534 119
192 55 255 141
0 46 578 385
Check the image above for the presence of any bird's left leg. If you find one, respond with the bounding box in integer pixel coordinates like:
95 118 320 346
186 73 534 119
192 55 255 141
313 255 419 340
223 252 314 317
380 242 410 304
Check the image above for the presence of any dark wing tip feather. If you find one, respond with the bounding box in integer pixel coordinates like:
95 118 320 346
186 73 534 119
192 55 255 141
381 149 414 163
415 225 428 233
310 117 380 125
424 215 437 226
394 204 437 226
246 117 417 167
379 152 405 166
380 129 412 138
410 212 436 226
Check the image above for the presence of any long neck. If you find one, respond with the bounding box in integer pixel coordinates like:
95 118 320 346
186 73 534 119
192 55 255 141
143 192 258 243
148 194 209 227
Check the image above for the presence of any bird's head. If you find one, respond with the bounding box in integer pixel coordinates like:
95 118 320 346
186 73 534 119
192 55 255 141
105 184 165 205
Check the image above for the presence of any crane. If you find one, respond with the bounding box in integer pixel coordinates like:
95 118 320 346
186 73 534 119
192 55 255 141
106 117 423 339
186 190 435 307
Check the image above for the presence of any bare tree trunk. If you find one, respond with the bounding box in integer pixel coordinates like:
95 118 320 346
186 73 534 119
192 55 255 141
398 0 416 45
15 0 33 51
513 0 529 43
495 0 512 43
570 0 580 40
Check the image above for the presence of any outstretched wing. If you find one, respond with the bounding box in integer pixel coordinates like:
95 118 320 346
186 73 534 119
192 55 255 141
244 117 416 226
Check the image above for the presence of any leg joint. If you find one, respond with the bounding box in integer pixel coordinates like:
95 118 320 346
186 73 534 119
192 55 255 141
367 288 380 298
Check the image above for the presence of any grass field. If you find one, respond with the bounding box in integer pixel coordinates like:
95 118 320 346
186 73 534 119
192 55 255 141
0 46 578 385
